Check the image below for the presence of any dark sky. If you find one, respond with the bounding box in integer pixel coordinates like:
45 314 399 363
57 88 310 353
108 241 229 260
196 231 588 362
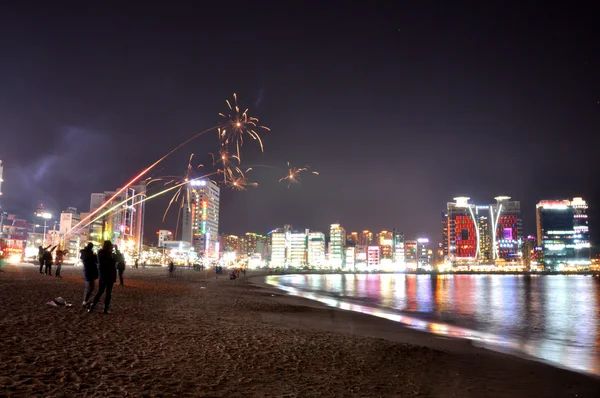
1 2 599 245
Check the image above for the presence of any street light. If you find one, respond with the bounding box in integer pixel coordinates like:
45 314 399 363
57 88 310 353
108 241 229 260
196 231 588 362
35 211 52 246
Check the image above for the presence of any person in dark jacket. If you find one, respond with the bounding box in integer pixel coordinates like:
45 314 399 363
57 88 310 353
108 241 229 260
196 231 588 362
38 246 44 274
114 245 126 286
43 246 57 276
88 241 117 314
80 243 98 307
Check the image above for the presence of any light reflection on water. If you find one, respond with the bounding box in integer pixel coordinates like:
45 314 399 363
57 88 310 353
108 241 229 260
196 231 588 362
266 274 600 376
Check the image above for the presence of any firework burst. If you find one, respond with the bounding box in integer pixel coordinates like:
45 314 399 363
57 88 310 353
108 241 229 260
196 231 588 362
279 162 319 188
218 93 270 159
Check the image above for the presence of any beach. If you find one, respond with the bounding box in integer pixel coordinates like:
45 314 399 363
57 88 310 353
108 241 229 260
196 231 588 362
0 265 598 397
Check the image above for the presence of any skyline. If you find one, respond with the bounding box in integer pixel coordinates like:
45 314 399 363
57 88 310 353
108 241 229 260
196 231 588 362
1 3 599 242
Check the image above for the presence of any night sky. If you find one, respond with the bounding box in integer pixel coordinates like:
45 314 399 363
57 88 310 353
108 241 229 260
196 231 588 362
1 3 599 245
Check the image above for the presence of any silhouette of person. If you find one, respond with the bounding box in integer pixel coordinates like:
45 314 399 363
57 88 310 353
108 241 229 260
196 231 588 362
114 245 125 286
88 241 117 314
43 246 57 276
80 243 98 307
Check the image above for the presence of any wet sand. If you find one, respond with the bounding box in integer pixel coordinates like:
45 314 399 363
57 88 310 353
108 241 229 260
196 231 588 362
0 265 598 397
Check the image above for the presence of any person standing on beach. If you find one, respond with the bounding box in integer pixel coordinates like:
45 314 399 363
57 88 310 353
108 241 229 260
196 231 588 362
43 246 56 276
114 245 125 286
80 243 98 307
88 241 117 314
54 247 67 278
37 246 45 273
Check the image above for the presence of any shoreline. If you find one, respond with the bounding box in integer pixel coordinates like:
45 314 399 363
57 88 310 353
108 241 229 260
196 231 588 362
252 273 600 380
1 265 598 397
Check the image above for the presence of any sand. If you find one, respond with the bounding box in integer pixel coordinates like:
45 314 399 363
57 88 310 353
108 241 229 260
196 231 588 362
0 265 598 397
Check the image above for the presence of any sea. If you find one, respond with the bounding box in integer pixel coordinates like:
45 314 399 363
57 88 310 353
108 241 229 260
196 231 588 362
266 273 600 376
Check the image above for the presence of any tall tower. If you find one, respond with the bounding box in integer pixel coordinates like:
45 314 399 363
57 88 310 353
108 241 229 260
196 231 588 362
490 196 522 261
329 224 346 268
182 179 220 259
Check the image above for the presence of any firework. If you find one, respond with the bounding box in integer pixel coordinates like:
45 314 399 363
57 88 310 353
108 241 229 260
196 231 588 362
218 93 270 159
279 162 319 188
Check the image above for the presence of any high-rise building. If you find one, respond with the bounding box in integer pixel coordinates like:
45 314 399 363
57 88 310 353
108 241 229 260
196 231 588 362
377 230 393 260
417 238 432 268
392 230 405 264
536 198 590 270
157 230 173 247
288 230 307 267
269 227 287 267
307 231 326 267
182 180 220 259
491 196 522 261
59 207 82 254
442 196 522 263
359 230 373 246
405 240 417 265
222 234 239 254
348 232 359 246
239 232 267 257
345 247 355 270
89 183 146 253
329 224 346 268
367 246 380 268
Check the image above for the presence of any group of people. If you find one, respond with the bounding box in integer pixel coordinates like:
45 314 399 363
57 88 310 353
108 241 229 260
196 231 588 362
37 245 69 278
80 240 126 314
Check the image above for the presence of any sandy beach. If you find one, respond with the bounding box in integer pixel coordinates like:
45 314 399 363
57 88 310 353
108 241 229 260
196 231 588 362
0 265 598 397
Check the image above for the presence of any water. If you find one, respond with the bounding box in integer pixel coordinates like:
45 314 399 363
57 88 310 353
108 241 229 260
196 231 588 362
266 273 600 376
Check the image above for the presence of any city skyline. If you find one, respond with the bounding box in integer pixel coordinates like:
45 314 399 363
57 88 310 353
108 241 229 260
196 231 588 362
1 3 599 245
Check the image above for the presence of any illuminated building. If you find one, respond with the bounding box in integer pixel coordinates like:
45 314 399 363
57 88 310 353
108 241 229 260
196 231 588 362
417 238 432 269
288 230 307 267
240 232 267 257
442 196 522 263
491 196 522 261
157 230 173 247
355 246 367 268
393 230 404 264
59 207 82 254
405 240 417 265
269 228 286 267
307 231 326 267
89 183 146 254
329 224 346 268
367 246 380 268
359 230 373 246
348 232 358 246
536 198 590 271
345 247 355 270
182 179 220 259
221 234 239 254
1 214 28 258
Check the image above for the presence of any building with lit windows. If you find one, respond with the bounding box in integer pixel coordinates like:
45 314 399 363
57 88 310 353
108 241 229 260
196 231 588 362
59 207 83 254
182 180 220 259
405 240 417 266
89 183 146 254
359 230 373 246
329 224 346 268
442 196 522 263
239 232 267 257
393 231 405 264
221 234 239 254
288 230 307 267
157 230 173 247
269 228 286 267
307 231 326 267
536 198 590 271
348 232 359 246
367 246 380 268
417 238 432 269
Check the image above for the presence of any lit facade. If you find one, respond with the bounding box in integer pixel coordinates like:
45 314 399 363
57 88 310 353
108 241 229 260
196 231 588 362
393 231 405 264
348 232 359 246
288 230 307 267
536 198 590 271
442 196 522 263
405 240 417 265
222 234 239 254
367 246 380 268
417 238 432 268
307 231 326 267
89 183 146 254
182 180 220 259
59 207 82 255
240 232 267 257
269 228 286 267
359 230 373 246
329 224 346 268
157 230 173 247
